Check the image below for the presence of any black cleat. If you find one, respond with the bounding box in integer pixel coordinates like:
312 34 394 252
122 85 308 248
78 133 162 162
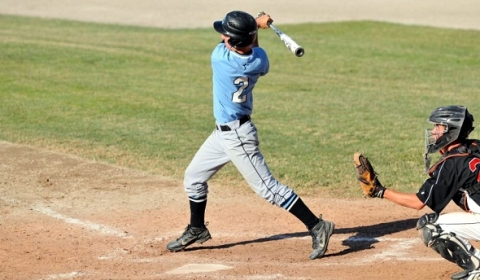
309 218 335 260
167 224 211 252
451 270 480 280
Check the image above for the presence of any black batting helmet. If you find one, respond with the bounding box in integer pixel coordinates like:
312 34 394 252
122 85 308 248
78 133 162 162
426 105 475 153
213 11 258 48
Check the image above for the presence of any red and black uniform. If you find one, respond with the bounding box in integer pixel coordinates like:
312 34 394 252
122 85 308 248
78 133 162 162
417 140 480 214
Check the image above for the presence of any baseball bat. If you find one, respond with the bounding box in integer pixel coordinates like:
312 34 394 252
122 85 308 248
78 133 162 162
257 12 304 57
269 23 305 57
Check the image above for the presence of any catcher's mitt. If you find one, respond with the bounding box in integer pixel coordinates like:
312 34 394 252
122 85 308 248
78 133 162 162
353 152 386 198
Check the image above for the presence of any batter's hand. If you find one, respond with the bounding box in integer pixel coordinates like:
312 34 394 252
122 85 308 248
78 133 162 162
256 12 273 29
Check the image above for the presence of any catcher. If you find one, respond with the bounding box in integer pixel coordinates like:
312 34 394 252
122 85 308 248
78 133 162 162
354 105 480 280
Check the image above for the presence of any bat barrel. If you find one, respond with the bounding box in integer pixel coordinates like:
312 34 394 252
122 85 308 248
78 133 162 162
269 23 304 57
295 47 305 57
259 12 305 58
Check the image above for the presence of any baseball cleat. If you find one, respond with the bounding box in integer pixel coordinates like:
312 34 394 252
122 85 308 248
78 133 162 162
167 224 211 252
308 218 335 260
451 269 480 280
452 270 470 280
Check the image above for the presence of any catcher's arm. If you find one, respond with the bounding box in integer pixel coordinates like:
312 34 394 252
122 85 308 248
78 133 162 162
382 188 425 210
353 153 386 198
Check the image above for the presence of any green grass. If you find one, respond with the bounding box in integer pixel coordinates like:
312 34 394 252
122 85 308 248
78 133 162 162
1 15 480 197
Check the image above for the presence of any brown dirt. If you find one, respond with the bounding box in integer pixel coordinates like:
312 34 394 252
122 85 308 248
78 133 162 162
0 141 464 279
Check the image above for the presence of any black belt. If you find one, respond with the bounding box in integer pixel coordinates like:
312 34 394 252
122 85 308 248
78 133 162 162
217 115 251 131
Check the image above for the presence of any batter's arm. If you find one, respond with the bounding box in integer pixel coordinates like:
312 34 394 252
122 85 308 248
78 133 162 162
252 34 259 48
253 13 273 48
383 189 426 210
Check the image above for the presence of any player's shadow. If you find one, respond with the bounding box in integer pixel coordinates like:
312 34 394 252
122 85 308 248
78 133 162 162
329 217 418 257
185 218 418 257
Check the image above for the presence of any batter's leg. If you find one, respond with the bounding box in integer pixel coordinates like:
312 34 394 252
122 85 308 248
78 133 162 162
167 129 231 252
222 122 334 259
184 129 230 203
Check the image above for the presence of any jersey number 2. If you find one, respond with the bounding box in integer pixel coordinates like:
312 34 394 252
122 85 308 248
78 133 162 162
232 77 248 103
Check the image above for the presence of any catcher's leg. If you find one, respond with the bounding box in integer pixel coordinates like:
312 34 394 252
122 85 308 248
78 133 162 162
417 213 480 271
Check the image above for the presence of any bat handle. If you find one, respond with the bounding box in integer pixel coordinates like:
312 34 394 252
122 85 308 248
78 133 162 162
257 11 274 28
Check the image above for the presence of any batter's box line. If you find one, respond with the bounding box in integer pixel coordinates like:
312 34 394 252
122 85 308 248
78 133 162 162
32 204 131 238
1 196 131 239
38 271 86 280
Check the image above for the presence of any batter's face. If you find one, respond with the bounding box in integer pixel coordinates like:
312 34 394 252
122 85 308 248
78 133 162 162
221 34 247 54
221 34 230 45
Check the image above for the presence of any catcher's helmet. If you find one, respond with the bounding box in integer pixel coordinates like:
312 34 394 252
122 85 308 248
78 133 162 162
213 11 258 48
426 105 475 153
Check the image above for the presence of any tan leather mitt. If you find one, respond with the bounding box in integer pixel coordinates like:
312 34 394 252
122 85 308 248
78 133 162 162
353 152 386 198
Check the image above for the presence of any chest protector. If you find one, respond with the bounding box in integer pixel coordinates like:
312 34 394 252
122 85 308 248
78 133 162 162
428 141 480 212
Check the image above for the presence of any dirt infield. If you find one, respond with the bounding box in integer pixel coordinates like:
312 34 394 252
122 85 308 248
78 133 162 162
1 2 479 279
0 141 462 279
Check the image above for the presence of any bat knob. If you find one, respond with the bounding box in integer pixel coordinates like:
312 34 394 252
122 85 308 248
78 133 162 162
257 11 265 18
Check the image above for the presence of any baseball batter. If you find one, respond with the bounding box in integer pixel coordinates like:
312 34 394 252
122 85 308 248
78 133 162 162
166 10 335 260
355 105 480 280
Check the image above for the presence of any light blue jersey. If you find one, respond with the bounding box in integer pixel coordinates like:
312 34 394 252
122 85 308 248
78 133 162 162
211 43 269 124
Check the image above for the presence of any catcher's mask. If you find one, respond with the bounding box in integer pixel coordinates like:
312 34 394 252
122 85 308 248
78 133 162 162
425 105 474 154
213 11 258 48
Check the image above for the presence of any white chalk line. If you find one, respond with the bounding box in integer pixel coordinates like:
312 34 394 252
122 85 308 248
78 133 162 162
39 271 85 280
1 196 130 238
32 204 130 238
0 196 21 205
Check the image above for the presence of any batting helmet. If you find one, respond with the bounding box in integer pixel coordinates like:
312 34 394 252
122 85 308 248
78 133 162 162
426 105 475 153
213 11 258 48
